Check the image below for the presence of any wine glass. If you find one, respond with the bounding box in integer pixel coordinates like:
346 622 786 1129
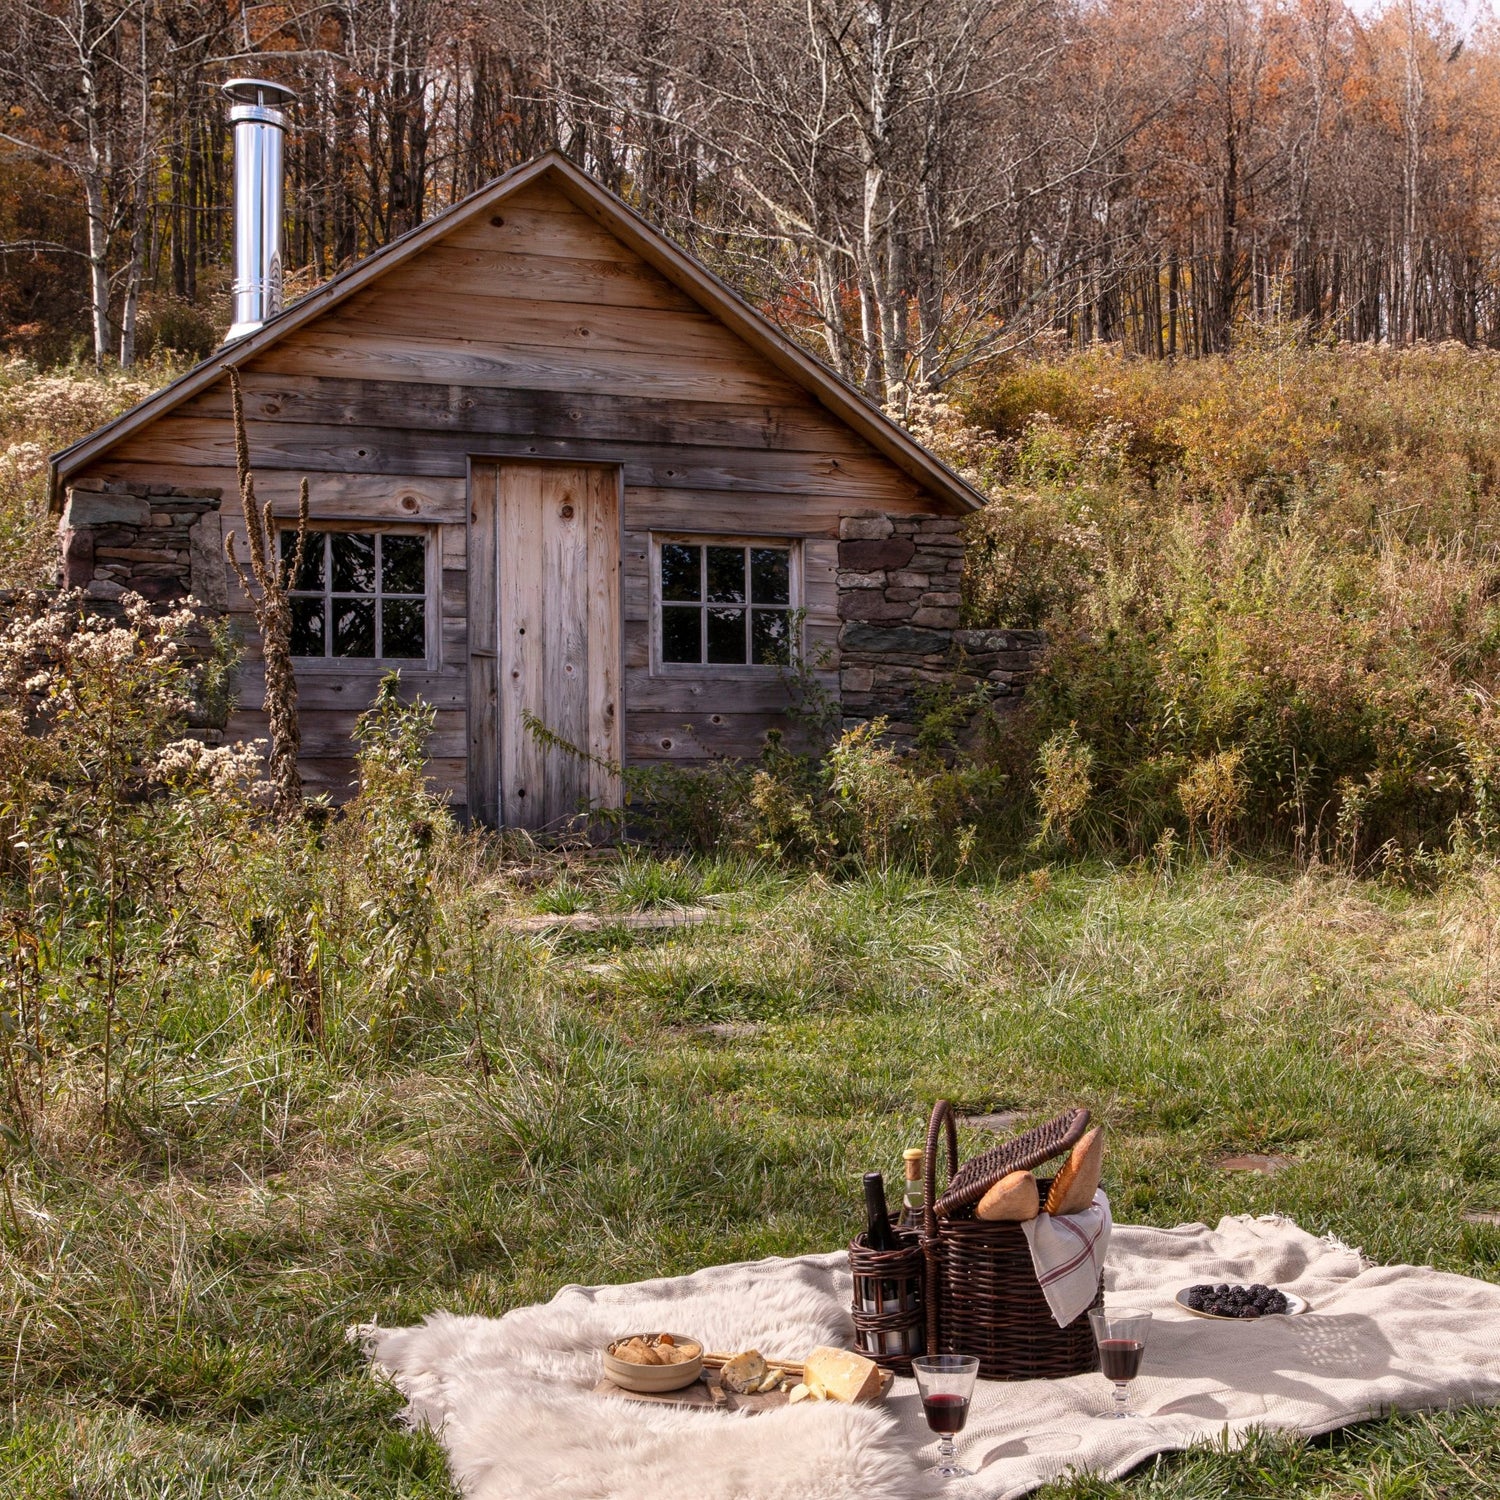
912 1354 979 1478
1088 1307 1152 1419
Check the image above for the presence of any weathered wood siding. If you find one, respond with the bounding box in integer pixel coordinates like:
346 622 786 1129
65 179 951 821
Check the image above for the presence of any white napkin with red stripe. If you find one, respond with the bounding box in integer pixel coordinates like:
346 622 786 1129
1020 1188 1113 1327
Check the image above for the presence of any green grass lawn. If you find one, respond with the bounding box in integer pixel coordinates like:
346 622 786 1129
5 857 1500 1497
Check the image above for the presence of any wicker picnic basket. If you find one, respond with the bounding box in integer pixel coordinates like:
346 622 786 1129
920 1099 1103 1381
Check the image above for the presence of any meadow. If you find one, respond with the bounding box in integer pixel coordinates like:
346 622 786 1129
4 851 1500 1497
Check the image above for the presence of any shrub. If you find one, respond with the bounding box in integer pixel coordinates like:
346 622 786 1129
1177 749 1247 858
0 591 248 1136
342 674 450 1022
926 346 1500 866
1031 726 1093 852
827 721 940 867
0 599 463 1145
630 709 1003 874
203 674 458 1055
134 295 221 362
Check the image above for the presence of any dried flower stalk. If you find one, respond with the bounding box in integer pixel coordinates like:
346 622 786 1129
222 365 308 820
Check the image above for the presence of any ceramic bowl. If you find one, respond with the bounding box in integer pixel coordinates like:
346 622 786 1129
601 1334 704 1392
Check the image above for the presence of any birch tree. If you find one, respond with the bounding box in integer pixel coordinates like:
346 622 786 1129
0 0 161 365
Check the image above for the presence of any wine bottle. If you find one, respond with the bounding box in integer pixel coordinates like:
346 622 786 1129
897 1147 925 1232
860 1172 907 1355
863 1171 899 1251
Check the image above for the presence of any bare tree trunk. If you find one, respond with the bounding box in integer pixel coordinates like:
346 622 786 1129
82 167 115 365
118 178 146 366
1214 108 1238 352
857 274 881 395
1167 250 1179 357
1399 0 1424 346
813 252 857 381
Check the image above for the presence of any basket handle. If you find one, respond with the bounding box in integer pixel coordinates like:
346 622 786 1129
921 1099 959 1236
921 1100 959 1355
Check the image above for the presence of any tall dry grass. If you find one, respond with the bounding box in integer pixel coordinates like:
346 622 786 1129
913 340 1500 864
0 356 184 589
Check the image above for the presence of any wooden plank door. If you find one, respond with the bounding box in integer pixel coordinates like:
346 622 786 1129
467 460 621 829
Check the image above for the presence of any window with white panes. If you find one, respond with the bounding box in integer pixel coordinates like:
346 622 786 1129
655 538 797 668
280 528 430 660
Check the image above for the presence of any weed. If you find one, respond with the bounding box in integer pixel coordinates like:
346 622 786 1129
1178 748 1247 858
222 366 309 820
1032 726 1094 851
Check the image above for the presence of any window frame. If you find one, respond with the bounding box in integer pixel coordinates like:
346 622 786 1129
649 533 803 675
278 520 439 669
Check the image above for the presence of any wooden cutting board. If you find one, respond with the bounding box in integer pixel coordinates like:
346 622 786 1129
593 1355 894 1414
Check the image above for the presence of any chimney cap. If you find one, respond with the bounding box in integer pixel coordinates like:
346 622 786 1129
223 78 296 108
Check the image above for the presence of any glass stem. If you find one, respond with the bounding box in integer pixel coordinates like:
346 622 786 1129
939 1436 955 1464
1114 1381 1130 1416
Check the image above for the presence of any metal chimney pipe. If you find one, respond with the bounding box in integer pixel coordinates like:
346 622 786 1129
223 78 295 343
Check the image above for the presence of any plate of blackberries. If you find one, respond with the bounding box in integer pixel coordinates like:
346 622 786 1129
1175 1283 1308 1319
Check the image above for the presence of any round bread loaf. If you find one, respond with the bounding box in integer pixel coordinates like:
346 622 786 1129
1043 1126 1102 1216
975 1169 1040 1221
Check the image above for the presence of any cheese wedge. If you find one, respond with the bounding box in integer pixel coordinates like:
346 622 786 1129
719 1350 768 1394
801 1346 884 1404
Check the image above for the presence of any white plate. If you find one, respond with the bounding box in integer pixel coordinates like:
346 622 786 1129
1174 1287 1309 1320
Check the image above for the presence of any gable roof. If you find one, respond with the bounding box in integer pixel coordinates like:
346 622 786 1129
48 151 983 513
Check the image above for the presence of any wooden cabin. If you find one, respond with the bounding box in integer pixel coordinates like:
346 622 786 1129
49 152 984 828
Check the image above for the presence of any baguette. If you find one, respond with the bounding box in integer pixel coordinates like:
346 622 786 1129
1044 1126 1103 1216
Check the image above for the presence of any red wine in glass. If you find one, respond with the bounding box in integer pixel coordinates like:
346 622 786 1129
912 1354 979 1477
1088 1308 1152 1419
923 1392 970 1435
1098 1339 1144 1383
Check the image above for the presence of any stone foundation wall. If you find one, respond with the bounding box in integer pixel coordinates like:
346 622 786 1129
59 481 226 609
837 511 1046 740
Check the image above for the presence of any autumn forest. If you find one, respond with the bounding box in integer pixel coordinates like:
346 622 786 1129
2 0 1499 399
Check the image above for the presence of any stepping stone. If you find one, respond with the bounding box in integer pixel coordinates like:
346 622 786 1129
961 1112 1026 1134
500 907 716 933
1218 1153 1298 1175
699 1022 764 1040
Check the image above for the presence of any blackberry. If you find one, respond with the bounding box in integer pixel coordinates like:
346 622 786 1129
1189 1281 1293 1317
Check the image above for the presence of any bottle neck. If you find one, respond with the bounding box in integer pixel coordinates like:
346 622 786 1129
901 1151 924 1209
863 1172 897 1248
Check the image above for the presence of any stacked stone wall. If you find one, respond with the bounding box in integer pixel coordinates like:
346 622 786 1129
59 481 226 610
837 511 1046 740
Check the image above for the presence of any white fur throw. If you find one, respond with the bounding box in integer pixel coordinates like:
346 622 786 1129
363 1216 1500 1500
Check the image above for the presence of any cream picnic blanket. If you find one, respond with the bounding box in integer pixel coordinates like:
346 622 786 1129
363 1215 1500 1500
